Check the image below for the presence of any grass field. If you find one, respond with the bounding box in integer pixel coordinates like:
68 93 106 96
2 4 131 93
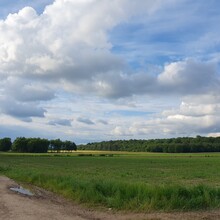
1 151 220 211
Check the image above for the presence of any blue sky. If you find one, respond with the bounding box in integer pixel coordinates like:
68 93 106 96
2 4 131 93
0 0 53 18
110 0 220 66
0 0 220 143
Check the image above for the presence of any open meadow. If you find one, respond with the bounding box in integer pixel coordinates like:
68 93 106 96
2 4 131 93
1 151 220 212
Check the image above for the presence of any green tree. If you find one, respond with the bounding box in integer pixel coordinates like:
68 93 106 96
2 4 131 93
0 137 12 151
27 138 49 153
50 139 63 152
63 141 77 151
12 137 28 152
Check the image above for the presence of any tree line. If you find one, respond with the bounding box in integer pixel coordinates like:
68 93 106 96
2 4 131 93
0 137 77 153
78 136 220 153
2 136 220 153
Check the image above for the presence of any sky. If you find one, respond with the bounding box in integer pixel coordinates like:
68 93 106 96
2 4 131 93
0 0 220 143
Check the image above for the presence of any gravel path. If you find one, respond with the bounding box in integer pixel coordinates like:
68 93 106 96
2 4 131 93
1 176 220 220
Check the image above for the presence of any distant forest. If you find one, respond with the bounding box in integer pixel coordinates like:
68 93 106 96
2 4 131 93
2 136 220 153
78 136 220 153
0 137 77 153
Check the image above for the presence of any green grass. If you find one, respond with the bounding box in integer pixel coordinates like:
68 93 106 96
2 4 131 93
1 151 220 211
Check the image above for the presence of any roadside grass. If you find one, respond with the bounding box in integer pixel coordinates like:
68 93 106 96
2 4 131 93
1 152 220 211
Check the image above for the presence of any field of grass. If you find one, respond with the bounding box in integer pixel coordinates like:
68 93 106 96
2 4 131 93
1 151 220 211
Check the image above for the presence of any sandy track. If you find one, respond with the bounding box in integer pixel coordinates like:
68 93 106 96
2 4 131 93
1 176 220 220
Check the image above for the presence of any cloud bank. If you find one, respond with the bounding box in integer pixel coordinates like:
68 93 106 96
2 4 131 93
0 0 220 141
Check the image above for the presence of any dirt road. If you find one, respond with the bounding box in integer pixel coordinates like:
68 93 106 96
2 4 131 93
1 176 220 220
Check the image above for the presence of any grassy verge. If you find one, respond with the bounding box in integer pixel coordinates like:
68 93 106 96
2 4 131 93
3 169 220 211
1 152 220 211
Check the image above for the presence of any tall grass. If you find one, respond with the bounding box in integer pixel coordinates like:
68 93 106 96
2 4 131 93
3 169 220 211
